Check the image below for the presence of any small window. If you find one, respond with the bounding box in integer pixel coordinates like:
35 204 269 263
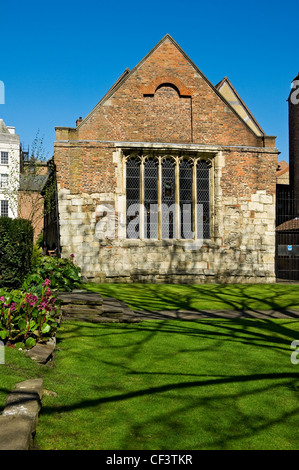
0 174 8 187
1 200 8 217
1 152 9 165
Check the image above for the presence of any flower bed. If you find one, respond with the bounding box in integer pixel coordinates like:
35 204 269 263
0 279 60 350
0 254 82 350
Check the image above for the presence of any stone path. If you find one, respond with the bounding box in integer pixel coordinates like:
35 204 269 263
57 291 140 323
0 379 43 450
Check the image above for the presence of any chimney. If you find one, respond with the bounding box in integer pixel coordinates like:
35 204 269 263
76 117 83 127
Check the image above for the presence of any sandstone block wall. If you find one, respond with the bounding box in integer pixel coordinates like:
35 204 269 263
57 146 277 284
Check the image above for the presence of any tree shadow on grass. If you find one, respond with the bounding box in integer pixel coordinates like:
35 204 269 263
118 378 299 450
39 317 299 449
60 316 299 357
84 282 299 313
40 371 299 449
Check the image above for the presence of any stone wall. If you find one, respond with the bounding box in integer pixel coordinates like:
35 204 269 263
57 146 276 284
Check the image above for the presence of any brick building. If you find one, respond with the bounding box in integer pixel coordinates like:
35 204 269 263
54 34 279 283
18 157 49 242
0 119 20 218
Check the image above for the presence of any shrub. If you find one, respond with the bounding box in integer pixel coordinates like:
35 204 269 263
0 279 60 349
0 217 34 289
22 255 81 293
31 243 43 268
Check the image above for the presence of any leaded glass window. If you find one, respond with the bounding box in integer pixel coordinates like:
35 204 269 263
125 154 211 240
162 159 175 239
197 160 210 239
126 158 140 239
144 159 158 238
179 160 193 239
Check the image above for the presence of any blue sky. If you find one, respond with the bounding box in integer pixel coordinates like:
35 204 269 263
0 0 298 162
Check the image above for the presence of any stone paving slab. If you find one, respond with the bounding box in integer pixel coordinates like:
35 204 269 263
57 291 103 305
14 379 43 400
0 379 43 450
61 304 103 314
0 415 34 450
25 342 55 364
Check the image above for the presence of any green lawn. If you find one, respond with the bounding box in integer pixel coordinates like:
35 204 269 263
26 318 299 450
0 346 41 410
83 282 299 312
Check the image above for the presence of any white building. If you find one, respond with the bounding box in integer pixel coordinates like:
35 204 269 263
0 119 20 218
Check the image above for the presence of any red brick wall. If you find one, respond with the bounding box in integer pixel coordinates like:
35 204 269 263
54 38 277 196
54 142 117 193
18 191 44 242
221 150 277 197
143 85 192 142
76 40 259 146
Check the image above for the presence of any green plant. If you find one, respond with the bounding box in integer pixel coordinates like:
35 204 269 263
0 217 33 289
0 279 59 349
23 255 81 293
31 243 43 268
35 232 44 248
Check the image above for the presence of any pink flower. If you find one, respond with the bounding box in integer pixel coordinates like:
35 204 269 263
43 287 51 297
25 293 38 307
42 279 51 286
0 296 5 303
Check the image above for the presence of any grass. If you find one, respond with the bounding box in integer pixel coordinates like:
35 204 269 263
28 317 299 450
83 282 299 312
0 346 41 410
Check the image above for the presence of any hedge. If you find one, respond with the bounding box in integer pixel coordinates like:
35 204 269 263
0 217 33 289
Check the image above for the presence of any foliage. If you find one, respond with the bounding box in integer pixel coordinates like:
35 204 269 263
0 217 34 289
35 232 44 248
31 243 43 268
0 279 59 349
22 255 82 293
